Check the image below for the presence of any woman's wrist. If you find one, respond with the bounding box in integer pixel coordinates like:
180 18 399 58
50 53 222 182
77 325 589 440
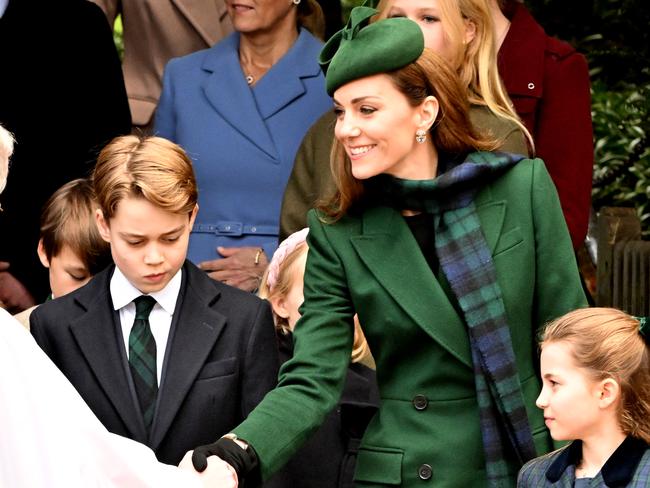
253 248 264 266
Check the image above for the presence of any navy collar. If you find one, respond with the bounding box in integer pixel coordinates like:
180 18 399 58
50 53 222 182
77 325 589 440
546 436 649 486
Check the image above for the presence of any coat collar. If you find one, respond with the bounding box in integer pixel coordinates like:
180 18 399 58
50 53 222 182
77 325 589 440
349 189 506 369
200 29 324 160
547 437 650 486
498 3 545 99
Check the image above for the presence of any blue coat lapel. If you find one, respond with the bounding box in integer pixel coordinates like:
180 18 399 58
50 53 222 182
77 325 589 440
253 29 324 120
201 34 278 160
149 264 227 450
200 29 325 162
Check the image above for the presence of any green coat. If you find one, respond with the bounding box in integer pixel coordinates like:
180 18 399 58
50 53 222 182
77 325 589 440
236 158 586 487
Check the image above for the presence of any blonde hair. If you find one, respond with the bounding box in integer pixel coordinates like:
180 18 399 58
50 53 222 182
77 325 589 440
541 308 650 444
375 0 534 152
93 135 197 220
259 241 372 364
0 123 15 195
320 49 497 220
40 178 111 275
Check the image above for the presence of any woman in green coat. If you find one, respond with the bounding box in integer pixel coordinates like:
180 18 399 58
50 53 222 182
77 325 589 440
189 8 587 487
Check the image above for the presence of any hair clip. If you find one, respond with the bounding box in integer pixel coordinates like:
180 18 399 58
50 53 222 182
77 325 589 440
637 316 649 344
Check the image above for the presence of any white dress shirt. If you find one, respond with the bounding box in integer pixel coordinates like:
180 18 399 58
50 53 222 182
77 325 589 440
110 267 182 385
0 0 8 18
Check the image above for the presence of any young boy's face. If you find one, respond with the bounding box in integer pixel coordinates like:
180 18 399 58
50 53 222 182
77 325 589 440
96 196 197 294
37 241 91 298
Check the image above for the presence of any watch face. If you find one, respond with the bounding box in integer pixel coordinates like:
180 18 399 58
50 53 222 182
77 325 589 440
224 434 248 450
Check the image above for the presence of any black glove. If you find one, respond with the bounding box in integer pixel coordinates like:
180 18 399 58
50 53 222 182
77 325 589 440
192 436 259 482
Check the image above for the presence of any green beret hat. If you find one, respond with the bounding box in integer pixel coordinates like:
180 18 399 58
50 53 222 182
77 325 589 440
319 6 425 96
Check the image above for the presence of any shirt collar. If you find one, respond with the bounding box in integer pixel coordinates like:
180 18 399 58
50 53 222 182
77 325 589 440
546 436 650 486
110 267 183 315
0 0 8 17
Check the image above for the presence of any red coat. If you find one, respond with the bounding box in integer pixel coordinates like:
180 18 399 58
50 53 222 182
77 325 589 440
499 3 593 249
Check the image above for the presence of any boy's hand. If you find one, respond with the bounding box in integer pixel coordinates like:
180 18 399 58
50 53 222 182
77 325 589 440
179 451 238 488
0 261 36 313
198 246 268 292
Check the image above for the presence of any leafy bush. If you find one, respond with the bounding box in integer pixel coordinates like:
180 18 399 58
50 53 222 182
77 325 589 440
591 81 650 236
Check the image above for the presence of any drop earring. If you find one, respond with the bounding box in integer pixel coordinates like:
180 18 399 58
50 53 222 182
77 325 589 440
415 129 427 144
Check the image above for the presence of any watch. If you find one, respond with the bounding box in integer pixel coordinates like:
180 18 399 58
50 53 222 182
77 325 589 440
222 432 249 451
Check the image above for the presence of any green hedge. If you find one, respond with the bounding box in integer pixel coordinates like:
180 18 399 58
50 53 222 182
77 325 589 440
591 81 650 236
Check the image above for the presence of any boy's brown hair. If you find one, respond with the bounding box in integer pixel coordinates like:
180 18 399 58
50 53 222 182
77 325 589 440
93 135 198 220
40 178 112 275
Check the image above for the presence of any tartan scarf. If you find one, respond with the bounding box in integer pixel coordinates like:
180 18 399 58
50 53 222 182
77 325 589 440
366 151 537 485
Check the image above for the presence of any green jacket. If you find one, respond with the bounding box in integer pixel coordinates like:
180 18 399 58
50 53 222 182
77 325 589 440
279 106 529 240
236 158 586 487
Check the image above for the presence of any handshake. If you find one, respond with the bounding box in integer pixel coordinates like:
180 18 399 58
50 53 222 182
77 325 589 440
179 436 257 488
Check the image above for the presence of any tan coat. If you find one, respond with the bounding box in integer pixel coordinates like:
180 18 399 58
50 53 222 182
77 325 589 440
90 0 232 127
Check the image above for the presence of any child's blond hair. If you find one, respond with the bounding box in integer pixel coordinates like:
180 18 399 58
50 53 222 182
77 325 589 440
541 307 650 443
40 178 111 275
259 231 372 365
93 135 197 220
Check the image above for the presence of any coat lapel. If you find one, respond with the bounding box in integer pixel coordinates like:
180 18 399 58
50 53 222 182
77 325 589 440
171 0 231 46
252 29 325 120
351 206 473 368
201 35 278 160
70 272 147 443
474 184 507 254
149 265 227 450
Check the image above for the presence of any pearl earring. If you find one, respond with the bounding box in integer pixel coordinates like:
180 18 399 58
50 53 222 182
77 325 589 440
292 0 301 4
415 129 427 144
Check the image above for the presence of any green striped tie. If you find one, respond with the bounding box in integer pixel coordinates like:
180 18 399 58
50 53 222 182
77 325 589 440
129 295 158 433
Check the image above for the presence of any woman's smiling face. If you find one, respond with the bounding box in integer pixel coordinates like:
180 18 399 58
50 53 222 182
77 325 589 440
333 73 436 181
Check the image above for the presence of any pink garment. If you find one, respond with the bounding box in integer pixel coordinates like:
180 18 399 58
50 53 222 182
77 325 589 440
267 228 309 291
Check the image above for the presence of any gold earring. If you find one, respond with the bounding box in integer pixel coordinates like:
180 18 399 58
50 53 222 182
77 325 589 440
415 129 427 144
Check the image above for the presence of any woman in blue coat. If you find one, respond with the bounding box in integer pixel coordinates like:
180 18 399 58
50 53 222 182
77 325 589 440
155 0 331 291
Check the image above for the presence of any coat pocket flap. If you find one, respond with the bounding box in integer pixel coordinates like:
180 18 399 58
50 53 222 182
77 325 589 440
354 447 403 485
196 357 237 380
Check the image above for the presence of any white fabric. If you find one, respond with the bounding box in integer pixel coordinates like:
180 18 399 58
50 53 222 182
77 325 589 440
111 267 181 384
0 308 201 487
0 0 8 18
